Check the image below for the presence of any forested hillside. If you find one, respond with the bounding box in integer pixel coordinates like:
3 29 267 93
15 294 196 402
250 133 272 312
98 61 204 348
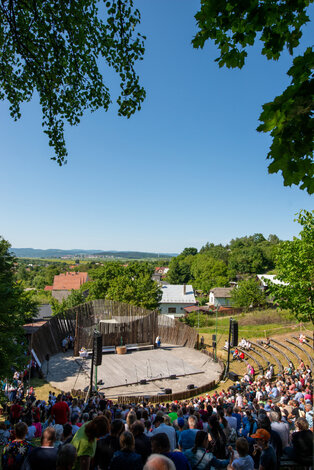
166 233 281 292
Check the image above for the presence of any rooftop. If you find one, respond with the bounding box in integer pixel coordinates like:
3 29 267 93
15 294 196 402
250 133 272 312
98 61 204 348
210 287 234 298
257 274 288 286
52 271 88 291
160 284 196 304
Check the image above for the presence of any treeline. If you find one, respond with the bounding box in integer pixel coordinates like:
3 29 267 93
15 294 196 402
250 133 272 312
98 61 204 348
166 233 281 292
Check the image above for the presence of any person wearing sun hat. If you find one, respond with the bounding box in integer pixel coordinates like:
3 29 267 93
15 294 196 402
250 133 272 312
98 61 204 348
251 428 277 469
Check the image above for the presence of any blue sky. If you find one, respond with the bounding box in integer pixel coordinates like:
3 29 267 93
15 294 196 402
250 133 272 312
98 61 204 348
1 0 313 253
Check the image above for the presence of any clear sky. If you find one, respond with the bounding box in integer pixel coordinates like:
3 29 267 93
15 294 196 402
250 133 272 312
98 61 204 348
1 0 313 253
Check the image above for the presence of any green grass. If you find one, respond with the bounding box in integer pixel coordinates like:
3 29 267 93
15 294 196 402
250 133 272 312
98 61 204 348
198 309 313 338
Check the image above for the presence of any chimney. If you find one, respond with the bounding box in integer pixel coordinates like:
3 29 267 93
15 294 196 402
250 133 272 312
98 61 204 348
183 284 186 295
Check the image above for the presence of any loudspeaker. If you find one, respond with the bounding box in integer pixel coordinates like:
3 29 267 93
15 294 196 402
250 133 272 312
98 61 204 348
187 384 195 390
140 379 147 385
170 375 176 380
228 371 239 382
231 320 238 347
165 388 172 394
93 334 103 366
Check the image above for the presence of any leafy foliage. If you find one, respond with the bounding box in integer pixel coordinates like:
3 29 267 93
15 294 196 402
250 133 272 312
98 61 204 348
231 278 266 311
193 0 313 193
257 48 314 193
0 237 38 379
180 311 214 328
51 289 86 315
190 254 228 292
0 0 145 164
87 261 161 309
267 210 314 323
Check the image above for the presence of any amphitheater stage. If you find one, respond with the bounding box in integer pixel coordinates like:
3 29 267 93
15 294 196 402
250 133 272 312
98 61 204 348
43 345 221 398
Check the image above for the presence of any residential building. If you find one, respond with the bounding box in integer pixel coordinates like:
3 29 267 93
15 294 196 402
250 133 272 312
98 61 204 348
46 271 89 302
209 287 234 308
159 284 196 317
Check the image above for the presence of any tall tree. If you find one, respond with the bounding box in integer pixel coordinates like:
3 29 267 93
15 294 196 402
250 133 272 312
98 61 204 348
0 0 145 164
0 237 38 378
87 261 161 309
190 254 228 292
267 210 314 323
231 279 266 311
193 1 313 194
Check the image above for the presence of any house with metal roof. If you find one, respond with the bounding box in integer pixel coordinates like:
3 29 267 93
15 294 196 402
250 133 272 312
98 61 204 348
159 284 197 317
209 287 234 308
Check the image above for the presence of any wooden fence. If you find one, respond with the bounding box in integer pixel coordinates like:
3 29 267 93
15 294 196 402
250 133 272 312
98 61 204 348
157 315 197 348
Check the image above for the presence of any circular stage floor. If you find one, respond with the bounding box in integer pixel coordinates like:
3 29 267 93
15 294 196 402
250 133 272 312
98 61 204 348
44 345 221 398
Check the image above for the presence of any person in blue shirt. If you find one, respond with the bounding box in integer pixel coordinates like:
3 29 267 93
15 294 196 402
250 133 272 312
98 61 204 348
178 416 198 451
151 432 191 470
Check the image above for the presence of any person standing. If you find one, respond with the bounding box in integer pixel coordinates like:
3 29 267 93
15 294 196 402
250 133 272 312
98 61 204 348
21 427 58 470
2 422 33 470
71 415 109 470
251 429 277 470
51 395 70 425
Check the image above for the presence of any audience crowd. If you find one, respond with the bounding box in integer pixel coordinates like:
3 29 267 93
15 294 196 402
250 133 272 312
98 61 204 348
0 355 313 470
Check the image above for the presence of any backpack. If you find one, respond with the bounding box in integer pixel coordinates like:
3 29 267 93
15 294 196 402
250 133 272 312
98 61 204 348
227 427 237 447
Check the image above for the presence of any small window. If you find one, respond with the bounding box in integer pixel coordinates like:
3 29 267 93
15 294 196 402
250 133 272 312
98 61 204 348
168 307 176 313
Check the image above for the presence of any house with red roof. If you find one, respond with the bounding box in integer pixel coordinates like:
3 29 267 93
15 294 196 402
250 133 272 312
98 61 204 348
47 271 89 302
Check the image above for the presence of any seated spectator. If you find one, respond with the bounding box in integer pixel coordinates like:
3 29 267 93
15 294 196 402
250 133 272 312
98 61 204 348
109 431 143 470
184 430 230 469
228 437 254 470
283 417 313 466
150 432 190 470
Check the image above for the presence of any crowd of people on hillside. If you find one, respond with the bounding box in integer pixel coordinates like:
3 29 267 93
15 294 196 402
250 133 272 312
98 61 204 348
0 353 313 470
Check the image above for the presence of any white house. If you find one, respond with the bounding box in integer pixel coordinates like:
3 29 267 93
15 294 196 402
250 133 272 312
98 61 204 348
159 284 196 317
209 287 234 308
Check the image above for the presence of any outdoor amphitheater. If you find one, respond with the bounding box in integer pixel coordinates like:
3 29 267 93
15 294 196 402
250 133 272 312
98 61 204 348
31 300 223 402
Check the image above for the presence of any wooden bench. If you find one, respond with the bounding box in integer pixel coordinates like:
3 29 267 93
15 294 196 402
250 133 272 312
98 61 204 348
271 338 301 364
286 339 313 366
254 340 284 374
238 347 264 374
263 342 287 372
126 343 154 352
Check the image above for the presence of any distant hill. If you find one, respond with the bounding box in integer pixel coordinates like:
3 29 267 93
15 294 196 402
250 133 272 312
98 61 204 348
93 251 177 259
12 247 176 259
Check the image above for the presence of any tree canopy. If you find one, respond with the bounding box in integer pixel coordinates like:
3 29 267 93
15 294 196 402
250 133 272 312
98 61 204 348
193 0 313 194
267 210 314 323
166 235 280 291
0 0 145 164
0 237 38 379
231 278 266 311
86 261 161 309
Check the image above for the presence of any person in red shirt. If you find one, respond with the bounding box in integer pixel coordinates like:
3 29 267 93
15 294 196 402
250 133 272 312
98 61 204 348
51 395 70 425
10 400 22 424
